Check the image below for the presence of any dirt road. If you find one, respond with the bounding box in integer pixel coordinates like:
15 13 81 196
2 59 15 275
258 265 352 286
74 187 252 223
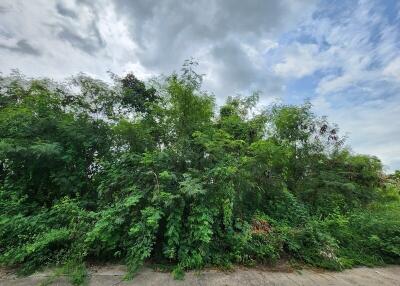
1 265 399 285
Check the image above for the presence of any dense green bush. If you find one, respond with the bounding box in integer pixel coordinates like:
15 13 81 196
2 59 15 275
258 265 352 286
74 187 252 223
0 65 399 284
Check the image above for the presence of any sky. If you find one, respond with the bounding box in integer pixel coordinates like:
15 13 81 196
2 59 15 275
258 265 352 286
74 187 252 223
0 0 399 172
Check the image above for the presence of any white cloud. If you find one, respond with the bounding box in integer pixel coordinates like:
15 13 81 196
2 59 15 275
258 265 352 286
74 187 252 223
273 43 324 78
275 0 400 95
0 0 138 81
383 57 400 81
0 0 318 97
111 0 317 97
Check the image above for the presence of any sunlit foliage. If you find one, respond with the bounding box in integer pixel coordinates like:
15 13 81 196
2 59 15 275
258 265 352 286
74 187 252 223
0 64 399 284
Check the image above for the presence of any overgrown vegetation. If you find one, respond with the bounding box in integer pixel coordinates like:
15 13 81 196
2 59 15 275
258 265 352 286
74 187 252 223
1 63 399 284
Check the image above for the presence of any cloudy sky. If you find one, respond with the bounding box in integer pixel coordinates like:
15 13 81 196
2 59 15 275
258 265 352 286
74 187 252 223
0 0 399 171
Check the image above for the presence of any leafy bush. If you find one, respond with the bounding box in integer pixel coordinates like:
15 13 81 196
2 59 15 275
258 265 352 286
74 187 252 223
0 66 399 284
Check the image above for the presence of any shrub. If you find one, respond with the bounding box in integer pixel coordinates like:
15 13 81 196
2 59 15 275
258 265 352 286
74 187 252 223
0 67 399 284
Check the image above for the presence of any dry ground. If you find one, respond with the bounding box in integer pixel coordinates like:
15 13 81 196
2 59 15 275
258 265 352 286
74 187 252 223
1 265 400 286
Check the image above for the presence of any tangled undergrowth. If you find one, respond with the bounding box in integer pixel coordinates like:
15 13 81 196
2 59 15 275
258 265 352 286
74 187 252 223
1 63 399 285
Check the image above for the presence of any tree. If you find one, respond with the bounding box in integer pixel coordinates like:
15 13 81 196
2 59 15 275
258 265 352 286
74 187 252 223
0 65 398 284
